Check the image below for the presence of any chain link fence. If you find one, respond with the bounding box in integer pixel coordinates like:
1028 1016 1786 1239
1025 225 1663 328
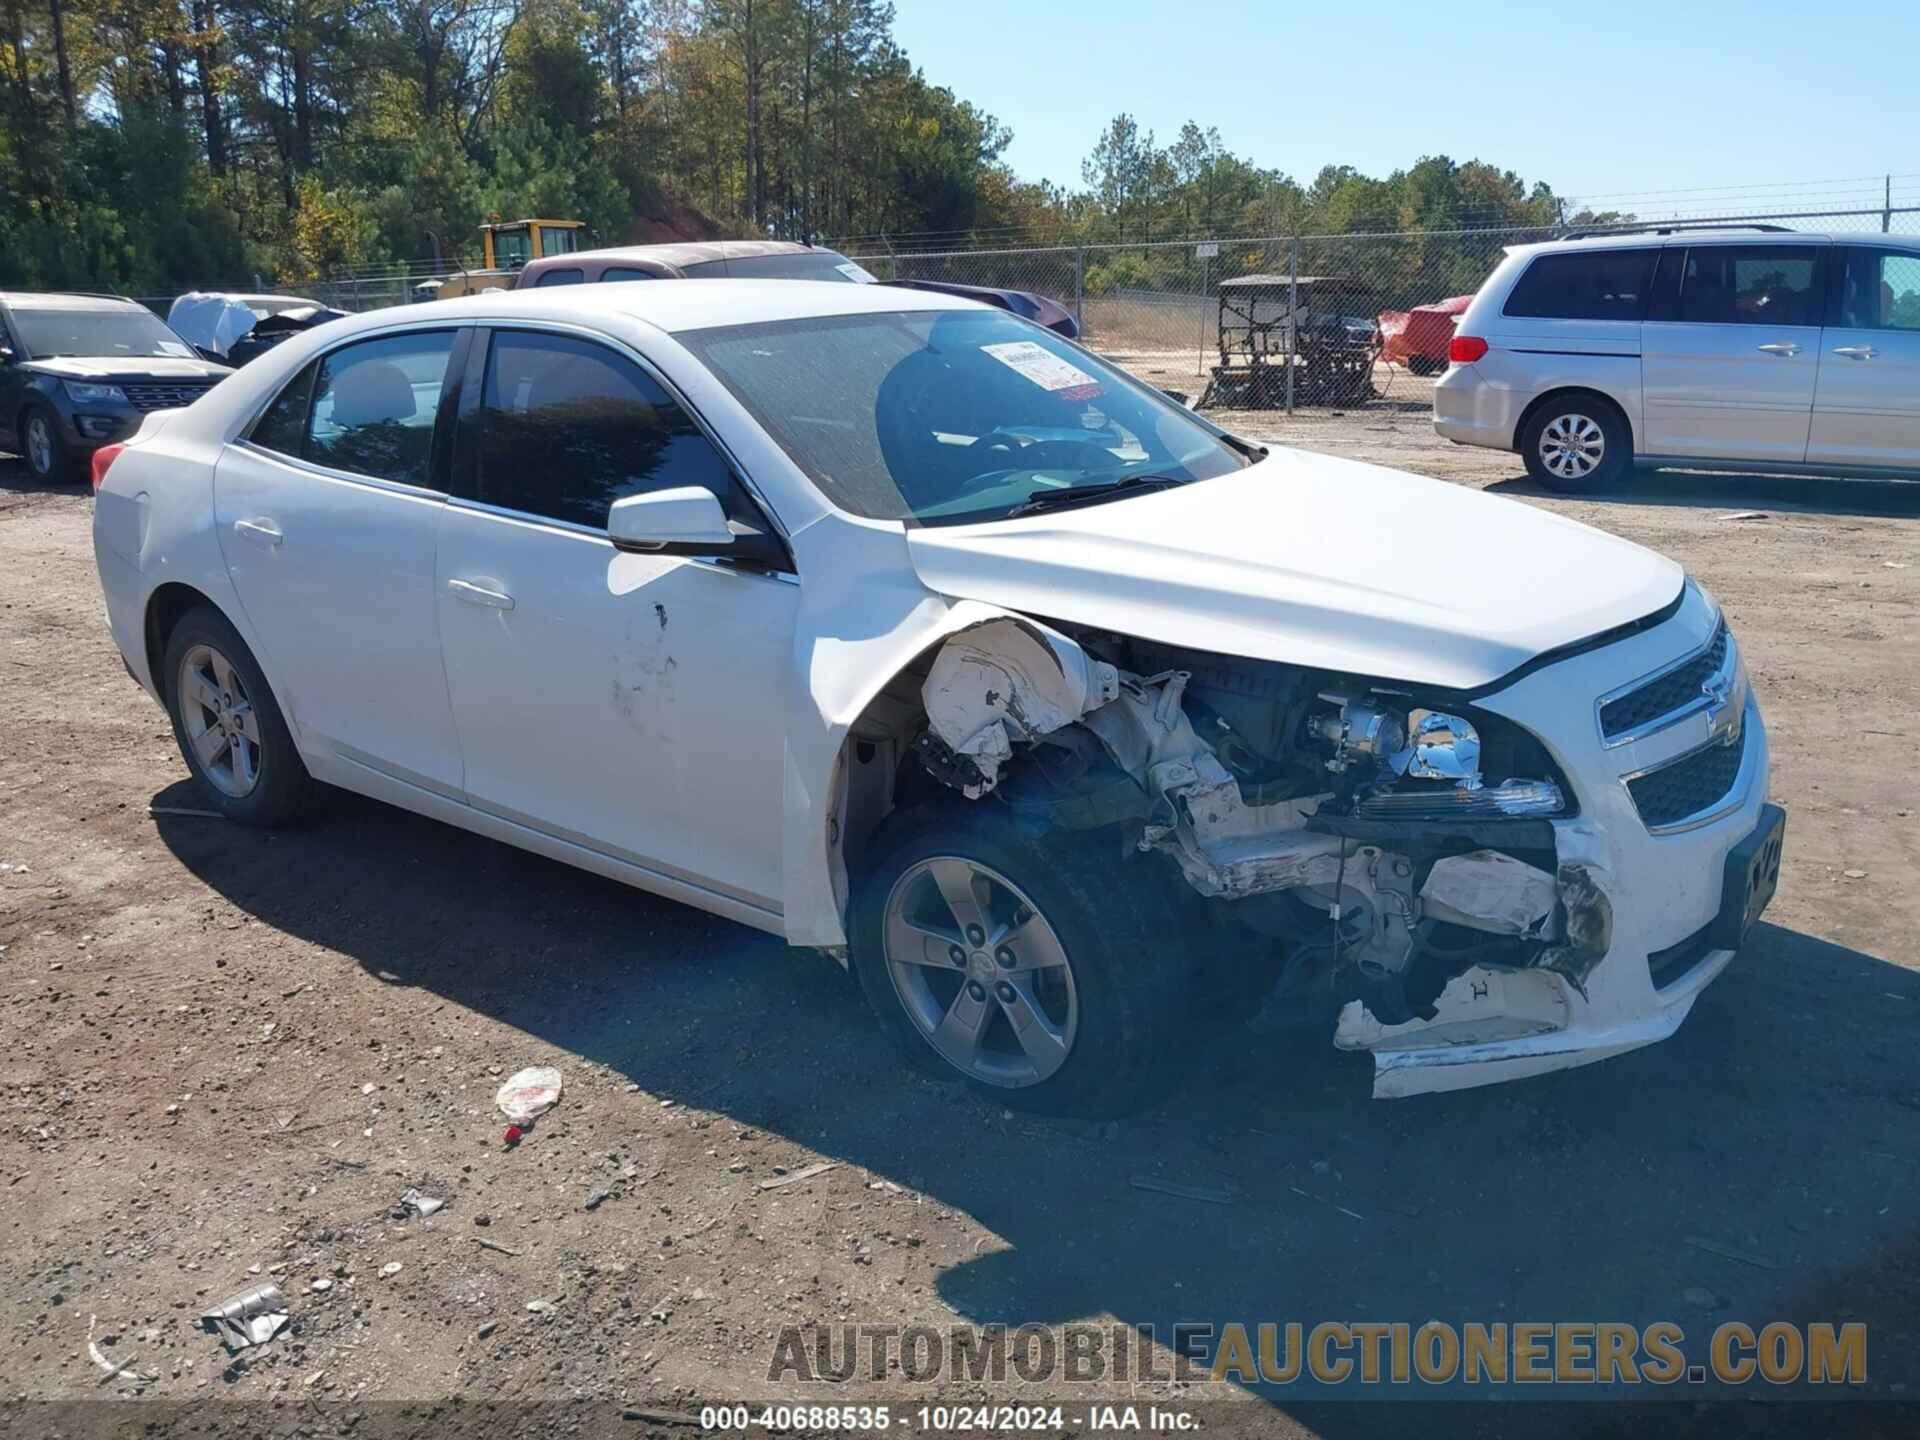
848 204 1920 442
131 202 1920 448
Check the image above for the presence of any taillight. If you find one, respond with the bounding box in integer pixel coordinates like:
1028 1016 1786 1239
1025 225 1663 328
90 443 126 493
1448 335 1489 364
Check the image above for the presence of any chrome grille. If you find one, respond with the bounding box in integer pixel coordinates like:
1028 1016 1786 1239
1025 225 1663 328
1599 623 1729 742
1626 730 1746 831
122 380 218 412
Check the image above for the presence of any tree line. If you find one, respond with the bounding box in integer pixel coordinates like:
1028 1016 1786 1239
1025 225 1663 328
0 0 1595 294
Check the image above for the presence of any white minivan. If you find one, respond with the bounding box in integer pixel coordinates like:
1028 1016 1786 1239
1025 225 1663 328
1434 227 1920 491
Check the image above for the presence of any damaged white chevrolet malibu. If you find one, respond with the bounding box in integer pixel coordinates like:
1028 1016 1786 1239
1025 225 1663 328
90 280 1784 1115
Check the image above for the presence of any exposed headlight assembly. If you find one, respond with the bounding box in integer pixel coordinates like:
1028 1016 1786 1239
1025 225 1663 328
1314 694 1569 821
63 380 127 403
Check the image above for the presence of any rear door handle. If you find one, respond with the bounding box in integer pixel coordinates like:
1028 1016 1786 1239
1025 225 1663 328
1756 342 1801 357
447 577 515 611
233 517 283 546
1832 345 1878 360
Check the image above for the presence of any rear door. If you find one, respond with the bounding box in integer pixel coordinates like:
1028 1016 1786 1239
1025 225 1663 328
1640 241 1829 463
1806 245 1920 468
214 327 467 796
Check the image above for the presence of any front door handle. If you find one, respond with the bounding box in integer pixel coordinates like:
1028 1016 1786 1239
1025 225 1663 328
1832 344 1878 360
447 577 515 611
1756 342 1801 357
233 517 283 546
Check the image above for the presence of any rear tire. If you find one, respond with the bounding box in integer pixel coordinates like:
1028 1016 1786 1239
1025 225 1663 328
850 807 1194 1118
1520 396 1631 493
21 403 77 484
161 605 310 825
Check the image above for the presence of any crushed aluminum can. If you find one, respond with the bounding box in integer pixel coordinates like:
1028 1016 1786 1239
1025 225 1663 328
200 1283 290 1350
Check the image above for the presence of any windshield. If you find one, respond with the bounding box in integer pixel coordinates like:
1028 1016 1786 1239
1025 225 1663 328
12 306 195 360
679 309 1249 525
684 252 877 284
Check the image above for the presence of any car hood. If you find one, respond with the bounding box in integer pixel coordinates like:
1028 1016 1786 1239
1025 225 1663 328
25 356 231 382
904 449 1684 691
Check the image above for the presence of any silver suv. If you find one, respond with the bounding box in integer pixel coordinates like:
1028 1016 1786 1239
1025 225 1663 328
1434 227 1920 491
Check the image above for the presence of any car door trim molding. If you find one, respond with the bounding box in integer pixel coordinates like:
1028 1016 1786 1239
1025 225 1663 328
231 440 452 505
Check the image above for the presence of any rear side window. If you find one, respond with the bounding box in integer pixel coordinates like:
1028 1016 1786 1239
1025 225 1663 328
534 268 584 287
250 331 455 487
1836 248 1920 331
1677 245 1824 326
1502 249 1658 321
469 330 734 529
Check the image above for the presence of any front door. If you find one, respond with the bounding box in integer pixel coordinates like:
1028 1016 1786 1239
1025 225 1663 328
1807 245 1920 469
214 328 466 796
1640 242 1829 463
434 326 795 912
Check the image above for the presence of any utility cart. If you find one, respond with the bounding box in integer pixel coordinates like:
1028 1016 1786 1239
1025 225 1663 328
1197 273 1382 410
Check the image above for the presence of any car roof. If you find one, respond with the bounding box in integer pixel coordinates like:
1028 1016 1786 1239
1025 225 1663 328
417 276 981 334
550 239 826 270
0 291 148 312
1503 228 1920 259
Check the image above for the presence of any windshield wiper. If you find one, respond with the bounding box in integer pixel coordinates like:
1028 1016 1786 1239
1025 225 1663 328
1004 474 1187 519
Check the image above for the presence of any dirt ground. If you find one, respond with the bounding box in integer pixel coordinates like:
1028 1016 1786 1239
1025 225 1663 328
3 384 1919 1430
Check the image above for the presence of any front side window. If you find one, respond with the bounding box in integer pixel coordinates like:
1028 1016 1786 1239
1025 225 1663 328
470 330 734 529
1837 248 1920 331
534 268 584 287
10 305 197 359
1502 249 1658 322
299 331 454 486
492 228 532 269
679 308 1250 525
1677 245 1824 327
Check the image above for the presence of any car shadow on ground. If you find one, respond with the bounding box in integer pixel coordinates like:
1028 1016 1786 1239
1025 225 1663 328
154 778 1919 1431
1487 467 1920 520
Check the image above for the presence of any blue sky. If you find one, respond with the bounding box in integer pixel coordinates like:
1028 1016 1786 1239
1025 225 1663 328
892 0 1918 215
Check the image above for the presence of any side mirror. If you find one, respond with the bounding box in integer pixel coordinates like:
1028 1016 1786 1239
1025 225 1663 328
0 344 13 364
608 486 736 554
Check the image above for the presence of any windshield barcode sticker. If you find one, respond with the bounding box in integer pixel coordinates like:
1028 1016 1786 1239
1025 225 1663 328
981 341 1101 400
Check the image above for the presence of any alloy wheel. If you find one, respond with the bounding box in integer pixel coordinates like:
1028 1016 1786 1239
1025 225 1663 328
1539 412 1605 480
882 856 1079 1089
177 643 263 798
25 414 54 477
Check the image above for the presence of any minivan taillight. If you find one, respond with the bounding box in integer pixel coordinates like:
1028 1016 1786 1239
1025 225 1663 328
90 443 126 493
1449 335 1489 364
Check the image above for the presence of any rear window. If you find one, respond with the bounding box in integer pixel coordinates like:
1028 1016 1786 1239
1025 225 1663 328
683 252 877 283
1502 249 1658 322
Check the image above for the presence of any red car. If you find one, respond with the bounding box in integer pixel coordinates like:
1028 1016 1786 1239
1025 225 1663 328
1378 293 1473 375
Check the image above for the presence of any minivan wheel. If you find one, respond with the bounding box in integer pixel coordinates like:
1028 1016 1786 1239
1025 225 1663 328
21 405 75 483
851 807 1192 1118
1521 399 1630 493
161 605 310 825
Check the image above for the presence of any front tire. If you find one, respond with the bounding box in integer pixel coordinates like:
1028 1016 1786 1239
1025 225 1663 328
160 605 310 825
851 808 1193 1118
21 404 76 484
1520 396 1631 493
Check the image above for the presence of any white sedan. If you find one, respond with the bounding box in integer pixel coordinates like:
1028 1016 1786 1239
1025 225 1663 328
90 280 1784 1114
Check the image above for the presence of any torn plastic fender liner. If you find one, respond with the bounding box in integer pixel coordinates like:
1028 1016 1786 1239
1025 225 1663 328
782 581 1093 948
922 617 1121 797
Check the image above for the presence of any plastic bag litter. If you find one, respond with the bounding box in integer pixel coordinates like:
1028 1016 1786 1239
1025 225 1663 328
399 1187 445 1218
494 1066 564 1125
